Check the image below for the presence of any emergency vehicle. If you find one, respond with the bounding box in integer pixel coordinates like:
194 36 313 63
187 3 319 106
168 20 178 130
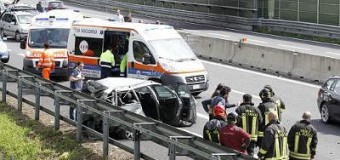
67 18 209 95
20 9 83 79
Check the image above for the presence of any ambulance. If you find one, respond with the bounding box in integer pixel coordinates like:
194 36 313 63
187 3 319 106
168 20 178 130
67 18 209 95
20 9 83 79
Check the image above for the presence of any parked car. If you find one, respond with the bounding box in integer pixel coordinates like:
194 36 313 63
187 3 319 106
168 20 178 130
0 36 10 63
3 3 38 15
317 76 340 123
84 77 196 138
0 11 33 41
39 0 65 11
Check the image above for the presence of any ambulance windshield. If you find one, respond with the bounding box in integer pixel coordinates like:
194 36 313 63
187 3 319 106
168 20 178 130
28 28 69 48
149 38 197 62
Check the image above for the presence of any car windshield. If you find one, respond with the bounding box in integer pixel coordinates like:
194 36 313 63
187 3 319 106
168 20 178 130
17 15 32 24
149 38 197 62
152 85 177 99
28 28 69 48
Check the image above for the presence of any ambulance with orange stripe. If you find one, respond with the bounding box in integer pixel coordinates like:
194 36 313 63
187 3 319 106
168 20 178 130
67 18 209 95
20 9 83 79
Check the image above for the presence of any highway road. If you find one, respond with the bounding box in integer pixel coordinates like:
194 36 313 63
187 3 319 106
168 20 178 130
3 0 340 159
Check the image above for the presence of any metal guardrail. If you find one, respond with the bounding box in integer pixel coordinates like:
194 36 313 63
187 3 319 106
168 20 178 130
62 0 340 39
0 62 254 160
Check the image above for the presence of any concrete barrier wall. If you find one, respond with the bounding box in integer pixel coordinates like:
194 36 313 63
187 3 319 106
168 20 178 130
179 31 340 83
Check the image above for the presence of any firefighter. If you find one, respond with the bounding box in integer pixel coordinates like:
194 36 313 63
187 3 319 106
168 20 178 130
257 88 280 148
258 111 288 160
288 112 318 160
262 84 285 121
203 105 227 144
219 112 250 154
37 43 55 80
99 46 115 78
235 94 262 157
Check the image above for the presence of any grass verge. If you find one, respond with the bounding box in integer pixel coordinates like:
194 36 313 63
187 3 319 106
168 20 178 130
0 102 102 160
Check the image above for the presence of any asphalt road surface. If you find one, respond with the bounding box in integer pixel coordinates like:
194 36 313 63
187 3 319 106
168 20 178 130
3 0 340 159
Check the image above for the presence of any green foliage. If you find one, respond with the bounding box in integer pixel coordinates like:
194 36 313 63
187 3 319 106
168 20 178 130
0 103 100 160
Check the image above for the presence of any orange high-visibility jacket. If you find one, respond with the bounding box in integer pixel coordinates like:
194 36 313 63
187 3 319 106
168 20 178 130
37 50 55 69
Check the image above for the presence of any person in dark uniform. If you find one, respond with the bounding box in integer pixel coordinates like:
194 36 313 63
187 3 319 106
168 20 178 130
288 112 318 160
203 105 227 144
257 88 280 148
235 94 262 157
261 84 285 122
99 46 115 78
258 111 288 160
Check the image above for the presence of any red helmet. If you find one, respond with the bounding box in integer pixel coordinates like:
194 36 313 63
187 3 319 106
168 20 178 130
213 105 226 117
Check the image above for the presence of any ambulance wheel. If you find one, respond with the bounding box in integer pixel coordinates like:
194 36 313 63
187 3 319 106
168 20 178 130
15 31 21 42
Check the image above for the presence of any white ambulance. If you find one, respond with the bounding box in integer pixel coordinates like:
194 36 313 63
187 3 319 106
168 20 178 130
67 18 209 95
20 9 83 79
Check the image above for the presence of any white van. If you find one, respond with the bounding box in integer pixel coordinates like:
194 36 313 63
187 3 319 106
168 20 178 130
20 9 83 79
67 18 209 95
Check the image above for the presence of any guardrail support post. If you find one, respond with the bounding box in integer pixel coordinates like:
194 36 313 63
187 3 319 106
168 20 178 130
54 90 73 130
168 136 194 160
103 113 109 160
2 72 7 103
34 83 41 120
17 77 23 112
76 100 84 142
133 122 155 160
133 128 141 160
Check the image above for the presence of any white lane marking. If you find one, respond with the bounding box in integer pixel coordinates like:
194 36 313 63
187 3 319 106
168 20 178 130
277 44 311 51
247 39 268 44
232 89 261 100
202 60 320 89
207 33 230 38
197 113 209 120
177 128 203 138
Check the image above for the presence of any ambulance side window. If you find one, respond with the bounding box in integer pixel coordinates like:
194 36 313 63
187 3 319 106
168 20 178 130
133 41 154 64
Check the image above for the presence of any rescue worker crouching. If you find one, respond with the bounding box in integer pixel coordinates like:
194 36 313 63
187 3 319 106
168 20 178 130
288 112 318 160
258 111 288 160
203 105 227 144
219 112 251 154
36 43 55 80
99 46 115 78
235 94 262 157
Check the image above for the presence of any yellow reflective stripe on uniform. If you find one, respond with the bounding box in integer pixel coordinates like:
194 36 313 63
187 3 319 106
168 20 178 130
265 113 269 125
206 130 212 141
289 152 311 159
275 134 280 159
251 116 257 140
242 115 247 132
217 131 220 143
294 134 299 153
259 148 267 154
282 136 288 159
259 131 264 137
306 137 312 155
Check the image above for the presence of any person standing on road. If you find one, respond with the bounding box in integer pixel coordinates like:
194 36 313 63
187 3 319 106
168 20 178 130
288 111 318 160
219 112 251 154
258 111 288 160
235 94 262 157
257 88 280 148
69 62 85 120
208 86 237 120
114 9 125 22
99 46 115 78
37 43 55 80
201 83 225 113
203 105 227 144
261 84 286 122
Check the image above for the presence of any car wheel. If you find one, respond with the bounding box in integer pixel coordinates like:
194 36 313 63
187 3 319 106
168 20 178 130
1 58 9 63
0 28 5 38
15 31 21 42
321 104 332 123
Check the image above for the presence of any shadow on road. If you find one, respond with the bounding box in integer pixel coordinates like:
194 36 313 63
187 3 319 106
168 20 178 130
310 119 340 136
